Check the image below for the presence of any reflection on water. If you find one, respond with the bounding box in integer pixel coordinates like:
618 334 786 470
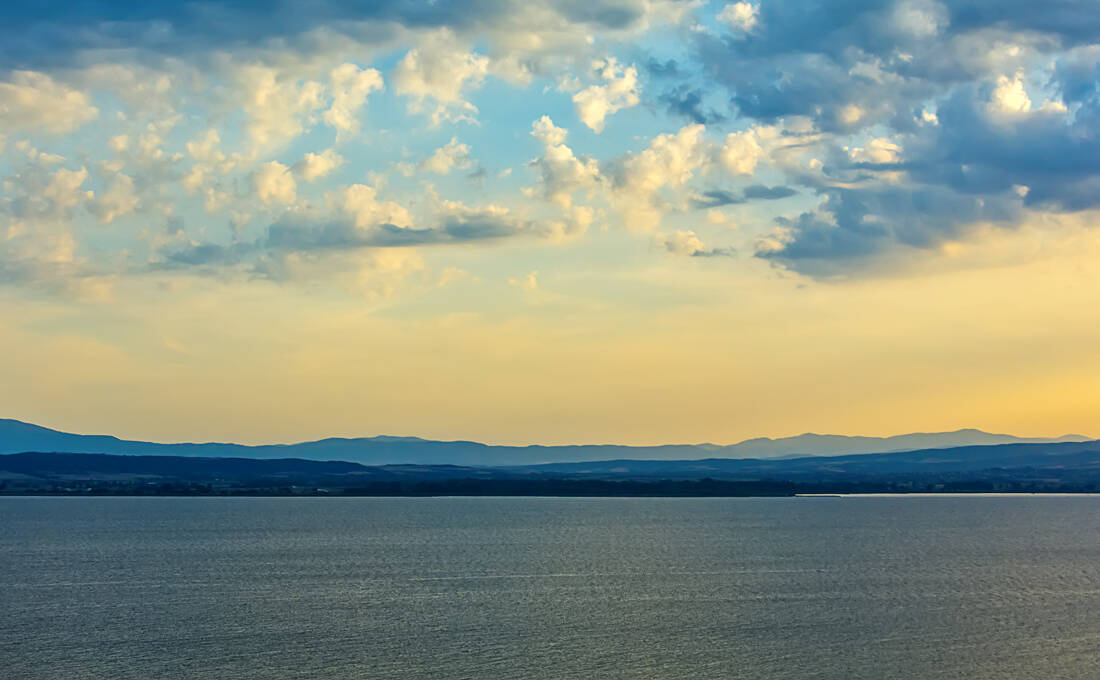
3 496 1100 679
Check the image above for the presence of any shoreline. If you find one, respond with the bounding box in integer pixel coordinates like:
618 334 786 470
6 492 1100 499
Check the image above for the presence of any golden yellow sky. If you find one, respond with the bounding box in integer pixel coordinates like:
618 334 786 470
4 1 1100 445
5 212 1098 446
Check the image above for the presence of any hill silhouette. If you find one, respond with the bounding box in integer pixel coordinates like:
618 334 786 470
0 419 1089 466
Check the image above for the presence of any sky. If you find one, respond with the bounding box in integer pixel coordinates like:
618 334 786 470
1 0 1099 445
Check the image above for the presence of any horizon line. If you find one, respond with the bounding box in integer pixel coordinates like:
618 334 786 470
2 417 1093 450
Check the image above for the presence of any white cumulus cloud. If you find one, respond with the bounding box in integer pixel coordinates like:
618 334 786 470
392 32 490 125
295 149 344 182
572 58 640 133
0 71 99 134
508 270 539 291
421 138 473 174
656 229 707 256
719 127 772 176
253 161 297 204
717 2 759 34
527 116 600 208
89 172 139 223
337 184 413 229
615 124 707 231
323 63 384 133
234 64 325 151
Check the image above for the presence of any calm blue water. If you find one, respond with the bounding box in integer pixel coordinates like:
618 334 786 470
3 496 1100 679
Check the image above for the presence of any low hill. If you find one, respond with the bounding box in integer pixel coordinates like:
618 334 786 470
512 439 1100 480
0 451 498 484
0 419 1090 466
4 438 1100 495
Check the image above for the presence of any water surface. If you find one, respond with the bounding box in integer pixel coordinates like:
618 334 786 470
3 496 1100 679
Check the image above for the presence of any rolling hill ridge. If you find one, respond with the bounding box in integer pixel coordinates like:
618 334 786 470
0 419 1090 466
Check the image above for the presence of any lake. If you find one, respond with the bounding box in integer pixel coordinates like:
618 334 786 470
3 496 1100 678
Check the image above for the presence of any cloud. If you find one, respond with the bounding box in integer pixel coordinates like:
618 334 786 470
746 72 1100 278
0 71 98 134
323 63 384 133
542 205 596 243
527 116 601 208
88 171 139 224
531 116 568 147
157 240 239 268
688 0 1100 136
233 64 325 151
881 83 1100 212
655 229 734 257
186 129 223 164
0 1 677 69
756 185 1021 276
337 184 412 229
253 161 297 204
0 157 108 293
891 0 949 38
847 138 903 165
294 149 344 182
658 85 726 124
421 138 473 174
743 184 798 200
646 58 681 78
719 126 772 176
3 0 1100 292
1054 45 1100 105
691 189 743 209
508 270 539 291
691 184 797 208
989 72 1032 116
717 2 760 34
573 58 640 132
181 130 236 213
3 155 92 230
392 32 489 125
153 200 536 279
612 123 707 231
42 167 93 210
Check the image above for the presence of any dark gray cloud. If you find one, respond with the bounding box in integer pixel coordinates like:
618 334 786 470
159 241 241 268
152 208 533 275
1054 49 1100 106
757 185 1022 276
908 89 1100 211
947 1 1100 46
691 190 743 209
658 85 726 124
0 0 659 68
691 185 796 208
715 1 1097 64
645 57 681 78
692 0 1100 132
265 211 525 251
743 185 798 201
666 1 1100 275
690 246 736 258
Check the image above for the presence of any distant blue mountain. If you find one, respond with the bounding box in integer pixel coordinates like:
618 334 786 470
0 419 1090 466
508 439 1100 479
6 439 1100 495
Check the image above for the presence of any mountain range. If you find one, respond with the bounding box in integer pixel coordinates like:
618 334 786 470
0 419 1090 466
5 438 1100 496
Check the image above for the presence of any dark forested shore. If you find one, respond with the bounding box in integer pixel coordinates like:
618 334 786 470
5 446 1100 497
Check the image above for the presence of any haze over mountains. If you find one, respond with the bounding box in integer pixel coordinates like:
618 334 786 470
0 419 1090 466
512 440 1100 480
6 438 1100 497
